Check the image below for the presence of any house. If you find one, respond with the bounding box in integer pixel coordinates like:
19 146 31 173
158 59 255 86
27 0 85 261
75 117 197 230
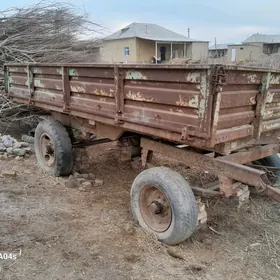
227 34 280 62
102 22 209 63
209 44 228 58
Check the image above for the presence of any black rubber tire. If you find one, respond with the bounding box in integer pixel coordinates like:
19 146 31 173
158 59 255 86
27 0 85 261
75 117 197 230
34 119 73 177
254 154 280 186
130 167 198 245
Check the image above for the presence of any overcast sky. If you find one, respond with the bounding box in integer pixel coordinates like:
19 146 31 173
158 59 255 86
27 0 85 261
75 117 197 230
2 0 280 46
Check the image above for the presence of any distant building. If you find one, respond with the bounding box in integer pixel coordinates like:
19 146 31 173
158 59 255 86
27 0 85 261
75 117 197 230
227 34 280 62
209 44 228 58
102 22 209 63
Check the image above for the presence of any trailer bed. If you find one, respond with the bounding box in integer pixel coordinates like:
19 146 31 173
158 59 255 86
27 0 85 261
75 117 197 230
5 63 280 153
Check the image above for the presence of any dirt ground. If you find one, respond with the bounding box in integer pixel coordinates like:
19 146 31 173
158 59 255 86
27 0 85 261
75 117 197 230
0 142 280 280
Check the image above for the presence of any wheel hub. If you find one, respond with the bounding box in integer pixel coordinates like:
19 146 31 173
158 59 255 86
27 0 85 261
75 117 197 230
150 200 164 214
139 185 172 232
39 133 56 167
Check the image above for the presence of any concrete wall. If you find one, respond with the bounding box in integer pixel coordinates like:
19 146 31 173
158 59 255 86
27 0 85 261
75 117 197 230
136 38 155 62
191 42 209 61
227 43 263 62
102 38 137 62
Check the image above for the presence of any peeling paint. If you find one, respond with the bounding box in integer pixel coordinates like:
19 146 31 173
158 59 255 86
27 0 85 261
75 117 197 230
263 121 280 131
71 85 86 93
243 73 258 83
69 69 77 76
176 95 199 108
127 91 154 102
249 96 256 104
34 79 44 88
176 109 183 113
56 68 62 75
185 72 200 83
198 71 208 119
270 74 280 85
264 110 280 119
92 89 113 97
266 91 275 103
125 71 148 80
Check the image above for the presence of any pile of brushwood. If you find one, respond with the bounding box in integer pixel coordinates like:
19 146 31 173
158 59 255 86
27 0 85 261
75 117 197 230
0 1 103 133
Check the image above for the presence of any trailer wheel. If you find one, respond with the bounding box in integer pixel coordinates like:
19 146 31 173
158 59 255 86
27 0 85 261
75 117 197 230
130 167 198 245
254 154 280 186
34 119 73 177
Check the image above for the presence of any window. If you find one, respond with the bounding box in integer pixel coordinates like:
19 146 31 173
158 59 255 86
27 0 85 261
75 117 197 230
124 47 130 56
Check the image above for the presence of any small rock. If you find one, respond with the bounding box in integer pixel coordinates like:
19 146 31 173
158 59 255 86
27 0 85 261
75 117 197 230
78 186 87 192
88 173 96 180
23 147 32 153
131 157 142 170
6 147 13 155
2 135 13 148
65 178 78 189
0 143 6 152
2 170 17 177
76 178 86 184
20 142 29 148
21 135 34 144
94 178 104 187
81 181 92 191
124 223 135 235
0 154 8 160
13 142 22 149
12 148 26 157
15 156 23 161
73 172 81 178
80 174 89 179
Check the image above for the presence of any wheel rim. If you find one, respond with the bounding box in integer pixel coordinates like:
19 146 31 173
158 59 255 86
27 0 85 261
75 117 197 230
39 133 56 167
139 185 172 232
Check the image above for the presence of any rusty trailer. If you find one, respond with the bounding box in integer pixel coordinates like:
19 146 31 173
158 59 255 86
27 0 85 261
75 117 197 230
4 63 280 245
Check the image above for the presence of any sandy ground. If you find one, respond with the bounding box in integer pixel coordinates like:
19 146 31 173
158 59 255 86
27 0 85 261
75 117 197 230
0 142 280 280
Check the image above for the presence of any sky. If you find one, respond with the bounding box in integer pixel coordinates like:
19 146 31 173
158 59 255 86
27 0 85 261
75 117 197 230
2 0 280 46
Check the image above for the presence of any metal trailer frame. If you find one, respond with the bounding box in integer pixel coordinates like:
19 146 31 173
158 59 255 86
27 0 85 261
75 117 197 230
140 138 280 202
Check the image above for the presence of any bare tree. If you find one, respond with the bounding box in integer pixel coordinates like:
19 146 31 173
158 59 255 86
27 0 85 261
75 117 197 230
0 1 104 133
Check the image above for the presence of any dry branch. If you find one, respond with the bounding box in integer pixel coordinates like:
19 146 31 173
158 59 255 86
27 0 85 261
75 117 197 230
0 1 103 132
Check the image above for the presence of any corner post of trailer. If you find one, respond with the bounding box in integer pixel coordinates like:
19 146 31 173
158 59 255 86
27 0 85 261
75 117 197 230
155 41 158 64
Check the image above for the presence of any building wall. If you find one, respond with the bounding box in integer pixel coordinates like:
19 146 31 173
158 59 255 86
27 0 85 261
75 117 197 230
227 43 263 62
191 42 209 61
209 49 228 58
263 43 280 55
102 38 209 63
102 38 137 62
136 38 155 62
